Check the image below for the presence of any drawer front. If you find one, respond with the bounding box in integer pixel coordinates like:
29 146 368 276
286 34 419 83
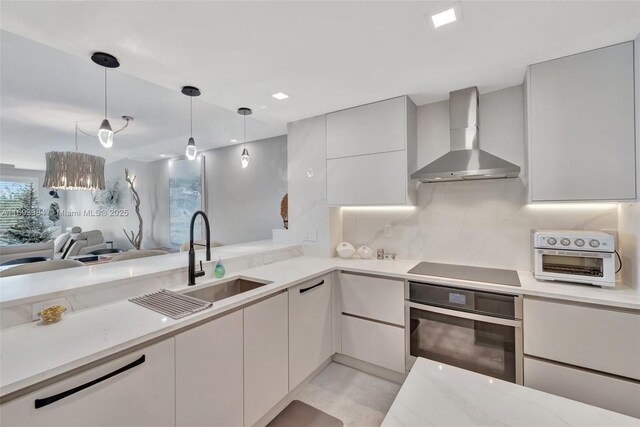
1 339 175 427
523 298 640 380
289 275 333 390
340 272 404 326
524 357 640 419
341 314 405 373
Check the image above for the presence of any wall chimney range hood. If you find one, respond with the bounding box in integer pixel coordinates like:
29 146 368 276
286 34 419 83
411 87 520 182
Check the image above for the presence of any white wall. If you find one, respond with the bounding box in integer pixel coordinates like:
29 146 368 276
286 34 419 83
287 115 342 257
147 136 288 248
206 136 287 245
342 85 619 270
64 159 156 250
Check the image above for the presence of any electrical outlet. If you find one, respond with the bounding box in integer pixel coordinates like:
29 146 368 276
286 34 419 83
32 298 71 321
263 254 274 264
384 225 393 238
304 229 317 242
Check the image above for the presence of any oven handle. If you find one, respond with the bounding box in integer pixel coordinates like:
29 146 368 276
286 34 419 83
406 301 522 327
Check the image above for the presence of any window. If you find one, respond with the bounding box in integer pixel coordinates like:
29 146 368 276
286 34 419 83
169 157 205 246
0 176 39 245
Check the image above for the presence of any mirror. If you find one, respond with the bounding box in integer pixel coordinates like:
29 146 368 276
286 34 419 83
0 30 288 276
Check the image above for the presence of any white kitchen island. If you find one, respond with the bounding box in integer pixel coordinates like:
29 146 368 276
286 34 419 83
383 358 639 427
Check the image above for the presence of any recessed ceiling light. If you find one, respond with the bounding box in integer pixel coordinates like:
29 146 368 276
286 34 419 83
230 139 238 143
271 92 289 100
160 154 167 157
431 8 456 28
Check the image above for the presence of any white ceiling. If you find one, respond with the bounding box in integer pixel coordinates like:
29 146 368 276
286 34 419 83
1 1 639 170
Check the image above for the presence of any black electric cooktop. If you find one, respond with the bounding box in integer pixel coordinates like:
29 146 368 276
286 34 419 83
407 262 521 287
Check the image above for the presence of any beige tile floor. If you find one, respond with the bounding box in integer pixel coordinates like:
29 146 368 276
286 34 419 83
294 363 402 427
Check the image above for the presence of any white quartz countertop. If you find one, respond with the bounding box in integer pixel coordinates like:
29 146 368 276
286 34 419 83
0 240 301 308
382 358 639 426
1 255 639 398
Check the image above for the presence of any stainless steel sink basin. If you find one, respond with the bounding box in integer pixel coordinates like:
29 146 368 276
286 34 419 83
182 278 271 303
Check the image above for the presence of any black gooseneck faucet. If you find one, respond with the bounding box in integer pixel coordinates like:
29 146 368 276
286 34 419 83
188 210 211 286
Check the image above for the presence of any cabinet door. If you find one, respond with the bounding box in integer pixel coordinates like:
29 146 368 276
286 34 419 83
289 275 332 390
523 298 640 380
341 314 405 373
244 292 288 427
327 96 406 159
176 310 243 427
340 272 405 326
327 150 408 206
524 357 640 419
529 42 636 201
1 339 174 427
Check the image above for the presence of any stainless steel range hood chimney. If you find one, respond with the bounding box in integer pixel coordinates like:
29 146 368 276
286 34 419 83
411 87 520 183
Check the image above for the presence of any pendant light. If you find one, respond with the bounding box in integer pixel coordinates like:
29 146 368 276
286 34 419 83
182 86 201 160
79 52 133 147
238 107 252 168
44 123 106 190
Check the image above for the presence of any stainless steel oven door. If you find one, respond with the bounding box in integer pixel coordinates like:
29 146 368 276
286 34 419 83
405 301 523 384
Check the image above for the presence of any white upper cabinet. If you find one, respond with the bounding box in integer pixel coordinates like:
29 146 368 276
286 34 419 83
327 96 407 159
526 41 636 202
326 96 417 206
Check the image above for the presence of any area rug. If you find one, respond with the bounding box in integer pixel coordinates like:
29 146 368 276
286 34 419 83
267 400 344 427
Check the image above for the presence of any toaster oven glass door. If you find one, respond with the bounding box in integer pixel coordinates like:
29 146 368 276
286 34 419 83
541 254 604 277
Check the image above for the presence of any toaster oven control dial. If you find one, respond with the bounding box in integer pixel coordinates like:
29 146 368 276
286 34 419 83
574 239 585 247
560 238 571 246
589 239 600 248
547 237 557 245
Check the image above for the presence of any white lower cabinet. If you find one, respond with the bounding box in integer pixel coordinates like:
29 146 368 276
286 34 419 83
175 311 243 427
244 292 289 427
340 272 405 326
341 314 405 373
524 357 640 419
1 339 175 427
523 298 640 380
289 275 333 390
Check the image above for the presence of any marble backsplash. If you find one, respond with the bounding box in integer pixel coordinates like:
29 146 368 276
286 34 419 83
342 178 618 272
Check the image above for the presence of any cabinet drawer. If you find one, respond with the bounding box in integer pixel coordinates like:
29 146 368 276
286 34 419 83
327 151 408 206
327 96 407 159
289 275 333 390
341 314 405 373
523 298 640 380
524 357 640 419
340 272 404 326
1 339 175 427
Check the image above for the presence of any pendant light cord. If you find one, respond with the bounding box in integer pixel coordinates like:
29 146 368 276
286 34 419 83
243 113 247 148
104 67 108 119
190 97 193 137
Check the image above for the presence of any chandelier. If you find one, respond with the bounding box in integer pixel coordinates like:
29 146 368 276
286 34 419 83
43 124 106 190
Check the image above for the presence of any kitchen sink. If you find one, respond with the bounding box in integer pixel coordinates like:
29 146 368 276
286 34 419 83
181 278 271 303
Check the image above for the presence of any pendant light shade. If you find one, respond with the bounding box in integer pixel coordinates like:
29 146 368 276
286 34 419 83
44 124 106 190
98 118 114 148
182 86 201 161
241 148 250 168
238 107 252 168
186 137 197 160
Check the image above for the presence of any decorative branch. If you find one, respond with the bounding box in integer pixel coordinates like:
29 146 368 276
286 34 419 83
123 168 143 250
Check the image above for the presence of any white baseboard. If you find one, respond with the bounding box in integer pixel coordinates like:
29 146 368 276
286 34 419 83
333 353 406 384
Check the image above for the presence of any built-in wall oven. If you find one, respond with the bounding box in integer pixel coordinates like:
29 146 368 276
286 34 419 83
406 281 523 384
